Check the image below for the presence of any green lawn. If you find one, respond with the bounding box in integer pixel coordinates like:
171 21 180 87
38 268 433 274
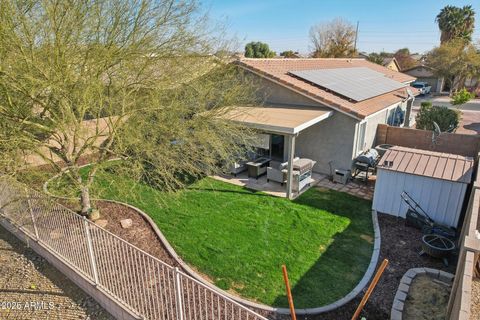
48 166 374 308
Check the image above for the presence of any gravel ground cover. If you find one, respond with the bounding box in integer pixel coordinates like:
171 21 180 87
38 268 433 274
0 224 113 320
471 278 480 320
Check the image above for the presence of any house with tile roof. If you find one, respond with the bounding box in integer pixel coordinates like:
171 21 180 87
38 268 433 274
382 57 401 72
225 58 417 198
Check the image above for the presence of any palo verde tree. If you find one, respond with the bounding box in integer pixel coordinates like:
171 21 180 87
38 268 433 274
0 0 258 217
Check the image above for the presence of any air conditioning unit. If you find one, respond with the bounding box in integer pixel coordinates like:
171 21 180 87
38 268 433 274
333 169 350 184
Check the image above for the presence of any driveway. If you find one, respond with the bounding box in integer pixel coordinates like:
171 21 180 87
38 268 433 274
412 95 480 135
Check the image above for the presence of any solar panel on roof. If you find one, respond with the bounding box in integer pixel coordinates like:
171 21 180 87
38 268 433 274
288 67 407 102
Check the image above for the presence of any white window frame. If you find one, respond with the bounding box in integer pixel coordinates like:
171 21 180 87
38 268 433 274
355 121 367 155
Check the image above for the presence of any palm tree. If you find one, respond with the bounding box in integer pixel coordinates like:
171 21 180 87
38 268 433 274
436 5 475 44
461 5 476 42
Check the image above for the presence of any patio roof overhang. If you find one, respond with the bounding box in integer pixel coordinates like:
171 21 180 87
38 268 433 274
223 105 333 135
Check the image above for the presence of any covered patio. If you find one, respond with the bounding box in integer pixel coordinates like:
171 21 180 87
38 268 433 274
219 104 333 198
213 170 328 198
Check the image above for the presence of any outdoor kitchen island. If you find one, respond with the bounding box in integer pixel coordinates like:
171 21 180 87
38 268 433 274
292 158 316 192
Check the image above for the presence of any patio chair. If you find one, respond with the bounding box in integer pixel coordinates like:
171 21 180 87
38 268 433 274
229 150 258 176
229 161 248 176
267 157 299 185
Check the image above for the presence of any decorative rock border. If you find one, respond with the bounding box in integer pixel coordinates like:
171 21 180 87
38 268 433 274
43 172 382 316
390 267 454 320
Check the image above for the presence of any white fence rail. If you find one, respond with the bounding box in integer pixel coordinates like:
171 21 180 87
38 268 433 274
0 177 268 320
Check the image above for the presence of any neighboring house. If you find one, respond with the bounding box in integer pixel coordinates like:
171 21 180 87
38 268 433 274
227 58 417 195
410 54 425 63
382 57 401 72
404 64 479 94
403 65 444 93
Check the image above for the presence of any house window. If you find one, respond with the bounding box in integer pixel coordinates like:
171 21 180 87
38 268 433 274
356 122 366 154
387 105 406 127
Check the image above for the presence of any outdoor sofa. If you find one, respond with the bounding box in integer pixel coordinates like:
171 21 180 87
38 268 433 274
266 157 300 185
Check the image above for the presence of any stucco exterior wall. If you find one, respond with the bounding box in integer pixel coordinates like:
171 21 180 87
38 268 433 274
416 77 441 93
254 76 326 107
361 99 412 154
295 112 357 174
364 109 388 151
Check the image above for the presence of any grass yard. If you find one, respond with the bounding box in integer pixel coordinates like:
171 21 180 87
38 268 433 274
48 166 374 308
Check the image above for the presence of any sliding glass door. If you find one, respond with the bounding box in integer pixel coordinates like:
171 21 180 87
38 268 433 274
270 134 285 161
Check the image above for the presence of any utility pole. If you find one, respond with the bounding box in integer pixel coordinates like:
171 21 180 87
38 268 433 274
353 21 359 57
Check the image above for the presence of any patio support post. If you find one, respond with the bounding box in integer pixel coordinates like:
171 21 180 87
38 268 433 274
286 134 296 199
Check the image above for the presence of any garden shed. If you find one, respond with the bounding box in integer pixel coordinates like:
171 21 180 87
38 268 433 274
372 146 474 228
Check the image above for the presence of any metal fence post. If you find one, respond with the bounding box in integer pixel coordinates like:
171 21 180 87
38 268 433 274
24 187 39 240
174 267 185 320
84 217 99 285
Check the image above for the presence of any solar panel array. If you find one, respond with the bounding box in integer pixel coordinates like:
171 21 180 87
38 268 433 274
288 67 407 102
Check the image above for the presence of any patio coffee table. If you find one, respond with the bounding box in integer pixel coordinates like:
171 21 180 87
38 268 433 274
246 157 271 179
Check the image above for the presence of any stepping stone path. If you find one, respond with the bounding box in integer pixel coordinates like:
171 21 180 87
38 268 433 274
120 219 133 229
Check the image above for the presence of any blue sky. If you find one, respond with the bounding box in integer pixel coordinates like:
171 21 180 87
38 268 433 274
204 0 480 54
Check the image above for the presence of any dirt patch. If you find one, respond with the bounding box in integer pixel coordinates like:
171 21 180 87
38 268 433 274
403 274 450 320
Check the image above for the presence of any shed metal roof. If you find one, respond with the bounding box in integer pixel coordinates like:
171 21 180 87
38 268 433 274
377 146 474 183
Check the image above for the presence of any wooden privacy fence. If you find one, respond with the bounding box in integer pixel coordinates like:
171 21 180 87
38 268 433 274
376 124 480 157
446 158 480 320
0 176 268 320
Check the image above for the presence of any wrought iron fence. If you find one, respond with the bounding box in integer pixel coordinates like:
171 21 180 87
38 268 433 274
0 176 268 320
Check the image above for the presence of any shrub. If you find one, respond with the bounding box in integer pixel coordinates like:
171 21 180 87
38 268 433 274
451 88 474 106
421 101 432 108
415 103 461 132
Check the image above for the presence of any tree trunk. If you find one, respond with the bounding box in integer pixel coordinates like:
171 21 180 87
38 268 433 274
80 186 91 216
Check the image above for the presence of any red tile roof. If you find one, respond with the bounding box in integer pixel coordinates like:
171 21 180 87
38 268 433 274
235 58 417 119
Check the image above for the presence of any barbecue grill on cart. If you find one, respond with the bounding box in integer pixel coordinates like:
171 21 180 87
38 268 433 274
352 149 380 181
